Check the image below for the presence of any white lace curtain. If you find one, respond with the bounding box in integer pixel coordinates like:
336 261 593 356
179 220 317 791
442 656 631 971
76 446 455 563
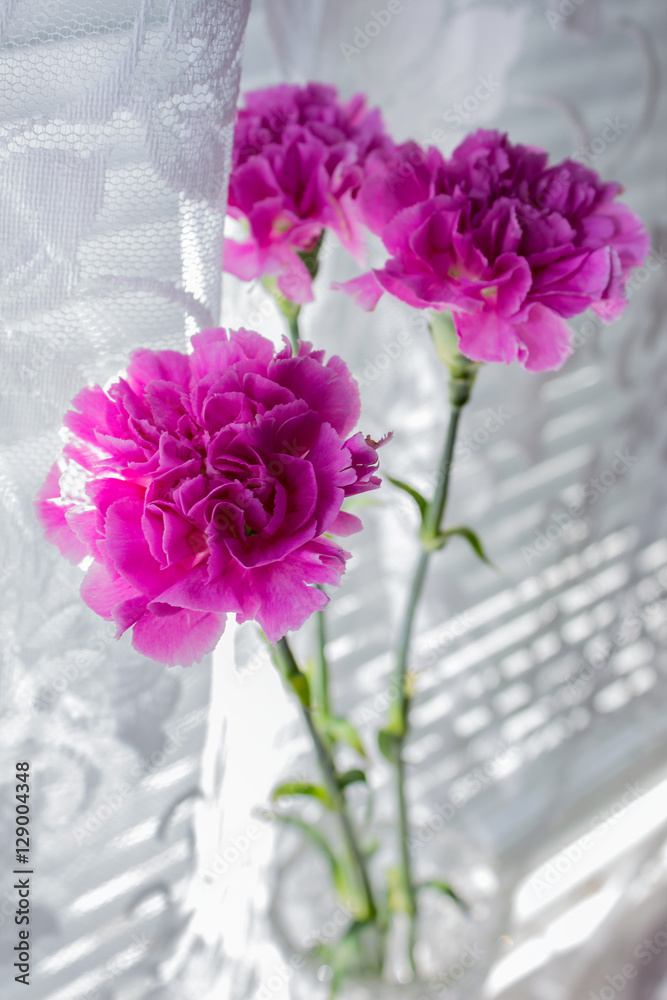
0 3 250 998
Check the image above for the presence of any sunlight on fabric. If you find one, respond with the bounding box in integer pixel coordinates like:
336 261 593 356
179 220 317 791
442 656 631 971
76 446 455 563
514 770 667 922
486 884 621 996
70 840 189 914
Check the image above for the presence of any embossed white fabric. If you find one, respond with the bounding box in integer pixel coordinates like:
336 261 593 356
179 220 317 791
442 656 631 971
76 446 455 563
224 1 667 997
0 2 250 998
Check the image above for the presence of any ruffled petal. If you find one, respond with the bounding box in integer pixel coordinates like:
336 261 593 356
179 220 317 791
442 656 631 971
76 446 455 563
331 272 384 311
35 464 87 563
453 309 519 366
81 561 140 618
515 303 573 372
131 605 226 667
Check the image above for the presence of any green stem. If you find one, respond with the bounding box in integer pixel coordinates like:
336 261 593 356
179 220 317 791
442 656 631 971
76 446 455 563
274 232 323 356
422 397 464 542
390 365 477 973
279 264 331 727
273 637 377 922
314 596 330 717
287 308 301 354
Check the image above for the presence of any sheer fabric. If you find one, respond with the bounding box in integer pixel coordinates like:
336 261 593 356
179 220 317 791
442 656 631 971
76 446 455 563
0 3 250 998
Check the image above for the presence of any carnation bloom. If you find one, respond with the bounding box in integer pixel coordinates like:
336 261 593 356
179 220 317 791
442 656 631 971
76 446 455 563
224 82 395 304
336 130 649 372
36 329 382 666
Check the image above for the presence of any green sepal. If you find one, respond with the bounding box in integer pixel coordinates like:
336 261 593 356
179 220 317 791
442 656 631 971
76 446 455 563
417 879 469 913
387 476 428 522
297 230 324 281
378 694 406 763
377 727 402 764
271 781 332 808
261 275 299 317
429 310 481 385
321 716 367 758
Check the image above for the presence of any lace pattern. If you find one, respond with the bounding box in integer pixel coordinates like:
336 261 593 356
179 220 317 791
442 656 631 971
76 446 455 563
0 2 250 997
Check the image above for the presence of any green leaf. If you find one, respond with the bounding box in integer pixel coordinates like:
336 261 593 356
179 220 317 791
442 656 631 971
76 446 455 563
417 879 469 913
271 781 332 808
322 716 367 758
387 476 428 522
268 812 369 920
377 727 402 764
442 525 495 568
271 813 342 883
338 769 367 790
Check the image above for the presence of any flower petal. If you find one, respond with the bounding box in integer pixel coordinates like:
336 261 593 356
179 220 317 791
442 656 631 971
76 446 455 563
131 605 226 667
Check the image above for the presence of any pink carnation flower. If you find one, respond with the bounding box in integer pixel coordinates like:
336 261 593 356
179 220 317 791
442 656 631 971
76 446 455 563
224 83 395 304
36 329 382 667
336 130 649 372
